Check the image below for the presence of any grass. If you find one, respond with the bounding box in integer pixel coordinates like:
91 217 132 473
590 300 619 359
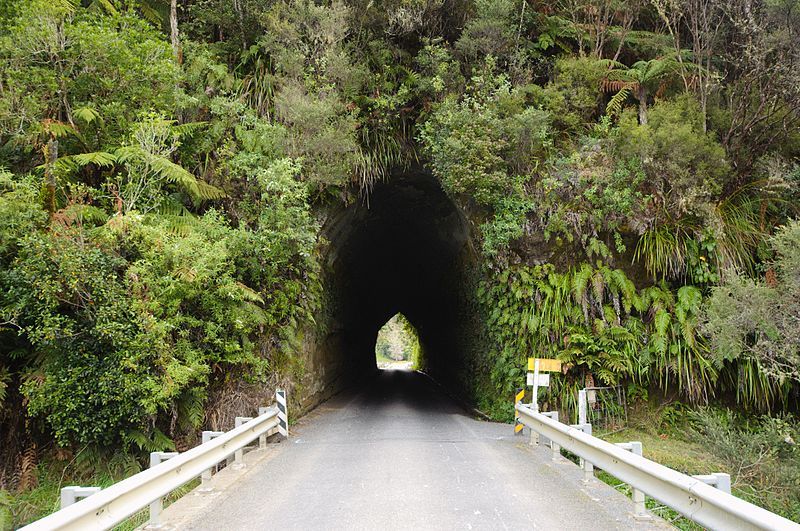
602 427 725 476
598 427 721 529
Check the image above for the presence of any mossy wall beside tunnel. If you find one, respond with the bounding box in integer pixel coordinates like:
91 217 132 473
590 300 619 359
311 166 479 399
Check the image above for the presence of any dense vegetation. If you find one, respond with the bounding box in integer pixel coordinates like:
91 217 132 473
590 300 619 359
0 0 798 524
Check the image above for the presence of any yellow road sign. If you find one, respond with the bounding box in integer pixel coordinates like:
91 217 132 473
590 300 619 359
528 358 562 372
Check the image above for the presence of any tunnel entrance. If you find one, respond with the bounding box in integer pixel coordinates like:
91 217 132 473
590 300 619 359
314 166 477 400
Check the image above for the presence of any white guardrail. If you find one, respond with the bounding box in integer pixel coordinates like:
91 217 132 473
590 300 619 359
20 400 284 531
516 403 800 531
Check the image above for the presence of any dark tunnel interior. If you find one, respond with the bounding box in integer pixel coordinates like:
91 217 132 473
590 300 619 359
319 166 477 393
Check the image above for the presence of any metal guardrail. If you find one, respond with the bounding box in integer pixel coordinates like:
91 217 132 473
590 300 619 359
515 403 800 531
20 406 281 531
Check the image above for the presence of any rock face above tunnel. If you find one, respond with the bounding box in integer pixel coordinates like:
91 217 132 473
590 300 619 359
298 167 480 409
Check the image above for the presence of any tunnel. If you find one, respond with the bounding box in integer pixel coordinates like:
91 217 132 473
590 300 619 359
312 165 478 401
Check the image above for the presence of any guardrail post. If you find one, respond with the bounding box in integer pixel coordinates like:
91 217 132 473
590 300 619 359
570 423 594 482
147 452 180 527
615 442 648 519
60 486 101 509
713 473 731 494
276 389 288 437
233 417 254 467
200 430 225 487
540 411 561 460
258 407 270 448
692 472 732 494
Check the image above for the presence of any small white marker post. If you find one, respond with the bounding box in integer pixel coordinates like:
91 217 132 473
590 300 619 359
532 359 540 413
572 389 594 482
147 451 180 528
276 389 288 438
578 389 588 426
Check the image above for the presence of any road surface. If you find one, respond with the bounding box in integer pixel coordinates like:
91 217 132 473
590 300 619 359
167 369 665 530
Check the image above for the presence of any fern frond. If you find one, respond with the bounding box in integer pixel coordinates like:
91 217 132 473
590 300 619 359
116 147 225 201
605 88 631 117
598 58 627 70
235 282 265 304
73 151 116 167
47 151 116 175
125 428 175 453
44 121 77 139
62 204 109 225
73 106 101 124
172 122 208 138
87 0 117 14
195 180 226 200
177 388 206 431
571 264 592 303
138 1 163 24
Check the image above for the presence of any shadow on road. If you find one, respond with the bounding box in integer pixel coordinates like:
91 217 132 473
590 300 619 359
338 368 468 416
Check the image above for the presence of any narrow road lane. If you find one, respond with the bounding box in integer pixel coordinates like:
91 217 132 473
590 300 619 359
174 369 664 530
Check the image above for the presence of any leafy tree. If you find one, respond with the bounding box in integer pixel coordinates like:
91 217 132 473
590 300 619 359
614 95 730 221
0 1 179 170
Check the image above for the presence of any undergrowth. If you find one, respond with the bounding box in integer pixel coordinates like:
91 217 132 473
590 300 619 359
595 401 800 525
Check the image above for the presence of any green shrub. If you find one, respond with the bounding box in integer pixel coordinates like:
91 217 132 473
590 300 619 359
705 220 800 410
690 408 800 521
0 160 319 449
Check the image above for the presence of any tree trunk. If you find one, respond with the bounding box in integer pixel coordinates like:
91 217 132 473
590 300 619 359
44 138 59 215
170 0 181 64
637 87 648 125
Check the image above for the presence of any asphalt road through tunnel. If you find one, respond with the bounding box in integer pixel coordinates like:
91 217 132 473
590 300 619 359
170 369 666 530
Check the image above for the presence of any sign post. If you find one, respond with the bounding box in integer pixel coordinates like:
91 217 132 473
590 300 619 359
526 358 561 412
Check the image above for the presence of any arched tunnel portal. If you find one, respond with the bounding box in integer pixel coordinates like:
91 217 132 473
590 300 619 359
310 166 479 403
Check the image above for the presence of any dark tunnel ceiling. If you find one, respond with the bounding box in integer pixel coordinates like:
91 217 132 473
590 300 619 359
323 166 475 381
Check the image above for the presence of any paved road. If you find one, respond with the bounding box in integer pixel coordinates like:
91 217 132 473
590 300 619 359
173 369 664 530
